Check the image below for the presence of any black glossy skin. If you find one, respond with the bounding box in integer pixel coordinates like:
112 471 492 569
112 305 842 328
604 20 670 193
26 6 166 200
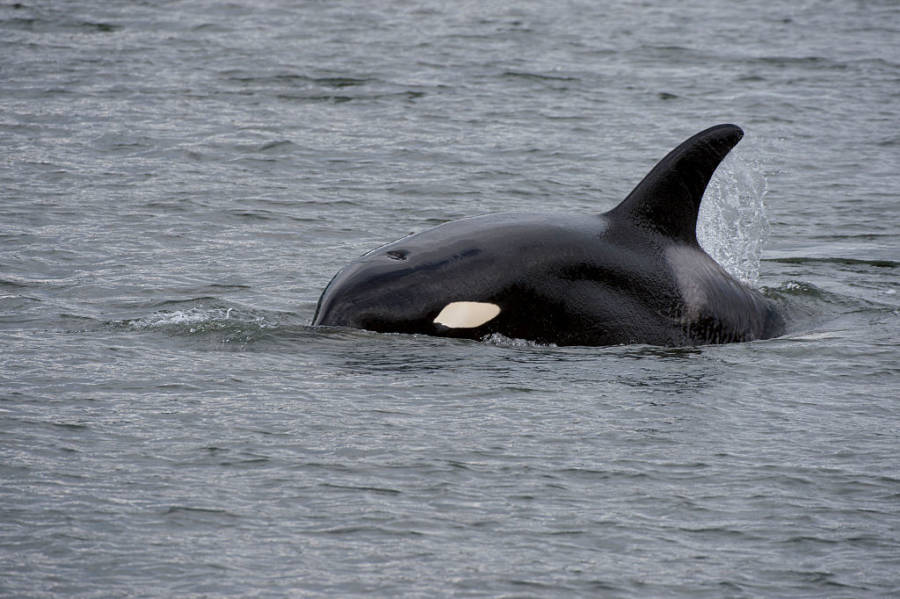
313 125 785 346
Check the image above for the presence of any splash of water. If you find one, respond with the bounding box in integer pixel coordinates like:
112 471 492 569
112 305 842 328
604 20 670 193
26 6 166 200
126 307 235 331
482 332 557 348
118 304 280 346
697 151 770 285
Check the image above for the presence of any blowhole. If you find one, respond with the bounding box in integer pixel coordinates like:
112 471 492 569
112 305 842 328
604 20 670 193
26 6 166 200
386 249 409 261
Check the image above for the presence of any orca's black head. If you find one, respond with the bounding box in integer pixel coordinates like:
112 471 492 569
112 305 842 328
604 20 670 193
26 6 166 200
312 243 484 335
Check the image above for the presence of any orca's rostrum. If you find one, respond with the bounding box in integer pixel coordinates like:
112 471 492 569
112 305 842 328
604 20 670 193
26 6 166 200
313 124 784 346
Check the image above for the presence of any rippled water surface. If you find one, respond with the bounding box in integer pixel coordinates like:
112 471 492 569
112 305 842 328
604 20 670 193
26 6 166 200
2 1 898 597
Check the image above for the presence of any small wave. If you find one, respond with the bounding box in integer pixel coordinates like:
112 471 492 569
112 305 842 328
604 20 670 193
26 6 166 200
111 301 320 349
766 279 896 340
118 303 284 339
766 280 854 314
788 331 850 341
481 332 557 348
773 280 826 297
768 280 892 310
125 307 237 331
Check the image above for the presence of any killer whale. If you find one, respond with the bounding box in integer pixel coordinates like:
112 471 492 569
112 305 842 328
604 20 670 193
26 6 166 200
312 124 784 346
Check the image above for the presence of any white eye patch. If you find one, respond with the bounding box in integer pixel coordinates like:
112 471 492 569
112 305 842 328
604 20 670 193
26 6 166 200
433 301 501 329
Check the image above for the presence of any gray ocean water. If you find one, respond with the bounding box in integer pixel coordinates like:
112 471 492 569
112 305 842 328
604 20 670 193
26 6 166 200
2 1 899 597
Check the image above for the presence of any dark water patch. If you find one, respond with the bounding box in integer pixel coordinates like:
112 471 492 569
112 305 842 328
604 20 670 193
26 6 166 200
0 274 38 289
630 44 710 65
313 76 373 88
217 456 270 467
277 89 425 104
502 70 579 82
79 21 119 33
767 257 897 269
164 507 232 515
254 139 295 153
221 71 374 88
193 283 252 292
280 93 354 103
320 483 402 496
147 297 221 308
312 525 425 537
754 55 845 70
0 13 122 35
560 468 613 480
2 16 36 30
190 22 229 33
617 345 704 360
507 579 565 592
155 382 203 392
545 529 587 537
0 296 43 326
163 506 241 524
808 233 896 242
0 273 73 289
224 208 279 221
221 71 428 104
50 421 89 431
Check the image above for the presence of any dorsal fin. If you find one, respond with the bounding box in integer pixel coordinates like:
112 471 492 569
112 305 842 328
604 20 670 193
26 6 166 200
608 124 744 245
